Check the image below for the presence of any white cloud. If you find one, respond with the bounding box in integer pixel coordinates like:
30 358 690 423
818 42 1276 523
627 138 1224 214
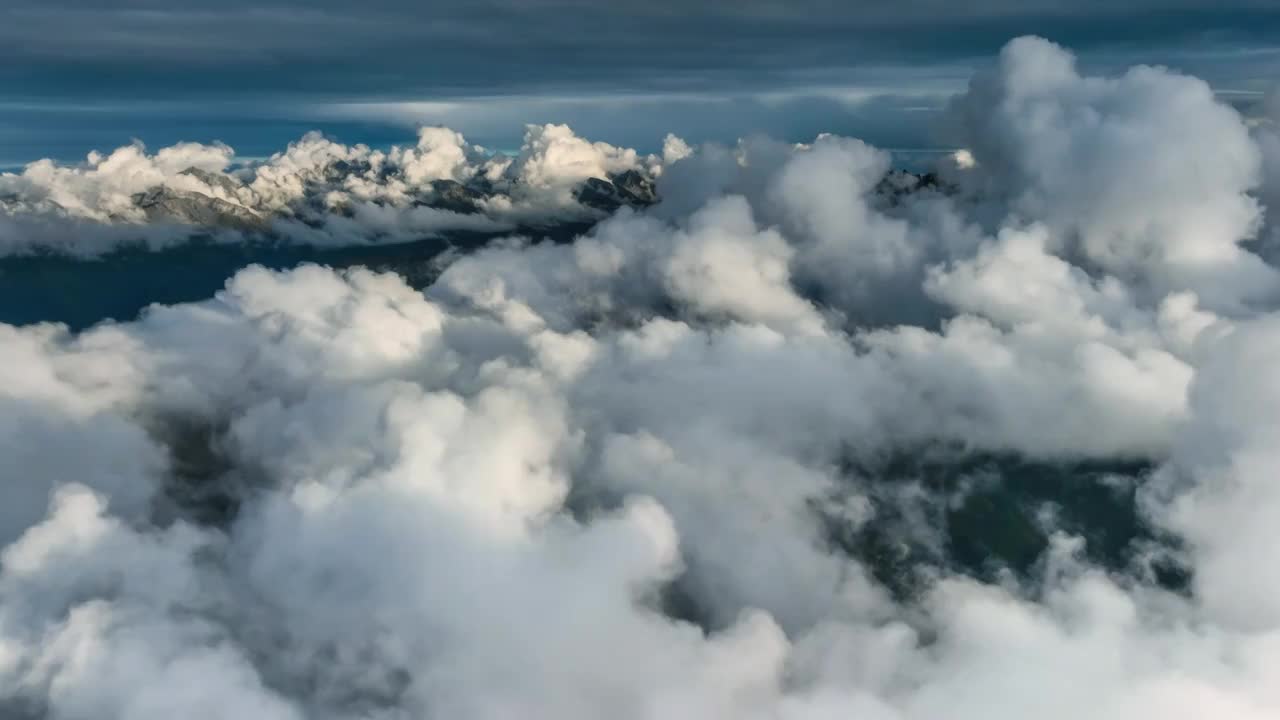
0 123 661 256
946 36 1278 311
4 35 1280 720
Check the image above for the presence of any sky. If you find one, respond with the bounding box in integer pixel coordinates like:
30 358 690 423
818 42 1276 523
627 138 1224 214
3 0 1280 164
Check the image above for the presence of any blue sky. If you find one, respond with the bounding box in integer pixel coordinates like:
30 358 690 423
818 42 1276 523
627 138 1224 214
3 0 1278 164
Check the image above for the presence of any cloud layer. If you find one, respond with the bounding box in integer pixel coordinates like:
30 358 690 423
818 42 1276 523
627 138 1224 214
4 36 1280 719
5 0 1278 102
0 122 663 256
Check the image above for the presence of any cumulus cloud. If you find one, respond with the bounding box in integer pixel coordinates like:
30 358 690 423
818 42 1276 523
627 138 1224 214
0 123 662 257
3 141 237 223
4 35 1280 720
946 36 1278 311
495 123 660 212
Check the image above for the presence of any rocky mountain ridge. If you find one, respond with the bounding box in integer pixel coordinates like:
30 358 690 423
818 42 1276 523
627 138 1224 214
120 163 939 232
